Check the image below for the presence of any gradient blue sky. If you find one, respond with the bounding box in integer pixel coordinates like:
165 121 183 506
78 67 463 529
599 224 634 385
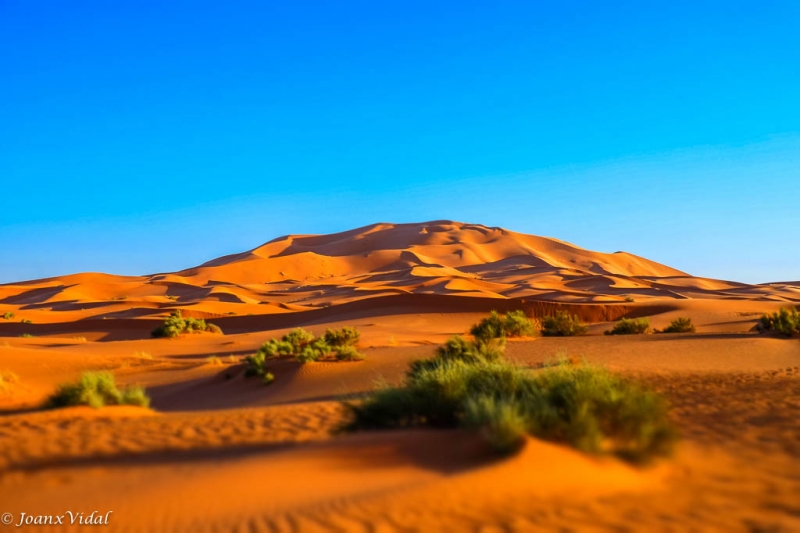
1 1 798 284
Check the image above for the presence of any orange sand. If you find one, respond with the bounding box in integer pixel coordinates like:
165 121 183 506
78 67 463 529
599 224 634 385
0 221 798 532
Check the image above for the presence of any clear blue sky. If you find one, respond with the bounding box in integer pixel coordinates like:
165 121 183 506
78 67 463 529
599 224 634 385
1 1 798 284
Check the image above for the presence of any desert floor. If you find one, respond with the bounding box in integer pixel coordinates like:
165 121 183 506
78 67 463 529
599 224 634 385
0 297 798 533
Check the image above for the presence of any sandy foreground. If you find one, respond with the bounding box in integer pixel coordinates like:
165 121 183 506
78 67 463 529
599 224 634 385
0 305 797 532
1 222 799 531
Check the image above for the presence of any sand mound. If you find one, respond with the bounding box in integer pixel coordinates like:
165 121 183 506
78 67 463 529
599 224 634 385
2 221 796 333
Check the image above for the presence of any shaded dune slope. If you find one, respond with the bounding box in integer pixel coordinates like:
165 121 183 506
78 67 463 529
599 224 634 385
1 221 798 330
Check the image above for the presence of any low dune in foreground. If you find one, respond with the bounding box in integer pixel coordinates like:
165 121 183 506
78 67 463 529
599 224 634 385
0 221 798 532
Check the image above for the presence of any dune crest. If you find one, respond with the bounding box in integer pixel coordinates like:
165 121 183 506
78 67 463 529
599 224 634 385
1 221 798 327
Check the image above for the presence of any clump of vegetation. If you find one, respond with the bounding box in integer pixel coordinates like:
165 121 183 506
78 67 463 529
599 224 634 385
20 318 32 324
244 352 268 377
245 326 365 380
345 315 672 460
605 317 650 335
324 326 361 347
660 317 696 334
344 348 675 462
206 355 223 366
2 312 14 320
151 310 223 338
335 345 366 361
540 311 588 337
19 333 35 338
262 372 275 385
470 310 536 341
46 372 150 409
758 307 800 337
259 327 364 364
165 295 179 301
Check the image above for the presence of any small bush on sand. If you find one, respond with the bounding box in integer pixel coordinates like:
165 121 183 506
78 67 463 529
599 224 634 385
344 332 675 463
206 355 222 365
244 352 268 377
263 372 275 385
345 358 674 462
20 318 32 324
470 310 535 341
540 311 588 337
434 335 505 364
253 327 364 367
284 328 316 352
661 317 696 334
324 326 361 347
463 395 529 454
151 310 222 338
336 345 366 361
2 312 14 320
46 372 150 409
503 310 537 337
605 317 650 335
758 307 800 337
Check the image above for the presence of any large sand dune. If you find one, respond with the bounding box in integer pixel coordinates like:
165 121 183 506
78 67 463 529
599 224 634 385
1 221 798 531
1 221 798 332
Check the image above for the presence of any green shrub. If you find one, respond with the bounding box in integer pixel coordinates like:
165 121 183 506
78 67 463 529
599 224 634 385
46 372 150 409
263 372 275 385
410 335 505 378
345 332 674 462
605 317 650 335
284 328 315 351
470 310 535 341
470 311 506 341
250 326 364 368
662 317 695 333
151 310 222 338
463 395 528 454
258 339 295 358
503 310 536 337
345 358 674 463
244 352 267 377
335 345 366 361
296 348 320 363
759 307 800 337
2 312 14 320
436 335 505 363
19 333 34 338
324 326 361 347
540 311 588 336
20 318 32 324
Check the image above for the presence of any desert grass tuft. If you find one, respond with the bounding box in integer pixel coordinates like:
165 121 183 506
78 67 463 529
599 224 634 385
758 307 800 337
46 371 150 409
344 335 675 463
605 317 650 335
660 317 696 334
151 310 223 338
540 311 588 337
470 310 536 341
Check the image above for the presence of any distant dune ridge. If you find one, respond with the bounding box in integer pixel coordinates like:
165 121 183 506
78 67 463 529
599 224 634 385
1 221 799 324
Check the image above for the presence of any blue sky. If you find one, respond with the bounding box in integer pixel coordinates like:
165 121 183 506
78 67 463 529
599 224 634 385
1 1 798 284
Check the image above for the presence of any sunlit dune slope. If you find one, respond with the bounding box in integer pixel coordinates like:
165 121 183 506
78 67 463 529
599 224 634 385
1 221 798 327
